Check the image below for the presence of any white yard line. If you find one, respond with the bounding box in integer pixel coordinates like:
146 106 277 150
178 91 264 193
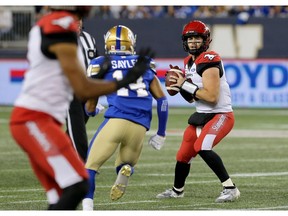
88 129 288 138
1 171 288 194
141 129 288 138
228 129 288 138
87 129 288 138
0 119 8 123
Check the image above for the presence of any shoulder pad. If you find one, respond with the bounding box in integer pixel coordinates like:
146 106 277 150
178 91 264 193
38 11 78 35
87 56 105 77
184 55 192 66
195 51 221 65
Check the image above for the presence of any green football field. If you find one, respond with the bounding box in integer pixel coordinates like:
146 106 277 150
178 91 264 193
0 106 288 212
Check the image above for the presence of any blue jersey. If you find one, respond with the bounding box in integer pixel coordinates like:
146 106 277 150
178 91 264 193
89 55 156 130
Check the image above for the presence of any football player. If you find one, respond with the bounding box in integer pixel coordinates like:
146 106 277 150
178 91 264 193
9 6 153 210
156 20 240 202
82 25 168 210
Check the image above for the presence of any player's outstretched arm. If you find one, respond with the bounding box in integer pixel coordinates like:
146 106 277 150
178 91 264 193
51 43 155 100
116 48 155 89
149 76 168 150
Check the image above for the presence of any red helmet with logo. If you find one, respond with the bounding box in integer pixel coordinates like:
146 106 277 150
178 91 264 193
182 20 212 55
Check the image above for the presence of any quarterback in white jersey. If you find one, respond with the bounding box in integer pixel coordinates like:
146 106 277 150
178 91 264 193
156 20 240 203
184 50 233 113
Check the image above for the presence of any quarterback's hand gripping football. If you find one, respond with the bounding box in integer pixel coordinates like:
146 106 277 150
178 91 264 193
116 48 155 89
166 64 182 75
165 65 185 96
148 134 166 150
169 70 186 91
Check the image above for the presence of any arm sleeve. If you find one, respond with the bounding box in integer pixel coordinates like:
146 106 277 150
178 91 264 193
180 89 194 102
156 96 168 136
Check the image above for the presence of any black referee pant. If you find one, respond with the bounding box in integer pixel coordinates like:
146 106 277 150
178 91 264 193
66 95 89 162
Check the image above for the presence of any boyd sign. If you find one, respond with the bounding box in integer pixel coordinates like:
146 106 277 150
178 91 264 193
225 60 288 107
155 58 288 108
0 59 287 108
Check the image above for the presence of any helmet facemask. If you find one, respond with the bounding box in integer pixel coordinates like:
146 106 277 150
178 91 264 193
182 33 210 55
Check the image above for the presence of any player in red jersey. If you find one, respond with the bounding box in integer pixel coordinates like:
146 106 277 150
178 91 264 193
9 6 153 210
156 20 240 202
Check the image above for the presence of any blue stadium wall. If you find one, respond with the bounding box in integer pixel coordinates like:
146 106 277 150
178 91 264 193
0 18 287 107
83 17 288 58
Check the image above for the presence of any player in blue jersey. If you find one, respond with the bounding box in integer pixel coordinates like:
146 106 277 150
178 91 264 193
82 25 169 210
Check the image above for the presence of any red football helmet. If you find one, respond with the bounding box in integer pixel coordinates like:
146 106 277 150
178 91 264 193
49 6 92 18
182 20 212 55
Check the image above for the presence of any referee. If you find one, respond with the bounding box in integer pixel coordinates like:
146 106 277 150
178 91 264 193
66 19 99 161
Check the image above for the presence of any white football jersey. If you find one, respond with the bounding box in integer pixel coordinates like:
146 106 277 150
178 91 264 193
184 51 233 113
14 12 85 124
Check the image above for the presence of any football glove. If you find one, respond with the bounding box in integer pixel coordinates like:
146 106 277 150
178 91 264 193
116 48 155 89
95 103 105 115
84 103 105 117
148 134 166 150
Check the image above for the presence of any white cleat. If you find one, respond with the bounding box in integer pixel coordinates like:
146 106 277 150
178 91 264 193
156 189 184 199
215 187 240 203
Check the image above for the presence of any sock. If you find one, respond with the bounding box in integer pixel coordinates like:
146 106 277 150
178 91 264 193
116 164 134 175
222 178 235 188
49 180 89 210
46 188 59 207
173 186 184 194
198 150 230 183
85 169 97 199
173 161 191 191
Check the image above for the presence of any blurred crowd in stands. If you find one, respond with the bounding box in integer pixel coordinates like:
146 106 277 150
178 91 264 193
32 6 288 20
89 6 288 19
1 5 287 45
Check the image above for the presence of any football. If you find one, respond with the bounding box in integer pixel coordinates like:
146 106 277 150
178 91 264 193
165 68 184 96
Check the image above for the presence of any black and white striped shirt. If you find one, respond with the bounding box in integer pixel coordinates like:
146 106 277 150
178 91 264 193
79 30 98 71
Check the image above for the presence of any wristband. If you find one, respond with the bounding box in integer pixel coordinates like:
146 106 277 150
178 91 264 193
181 80 199 97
